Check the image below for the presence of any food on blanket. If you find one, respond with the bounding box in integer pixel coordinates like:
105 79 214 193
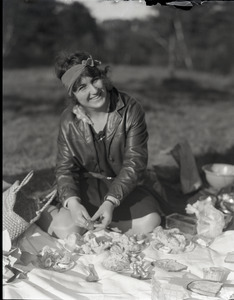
102 252 130 272
225 251 234 263
103 236 153 278
151 226 194 254
38 246 74 272
152 277 189 300
152 259 188 272
166 213 197 235
85 264 99 282
63 231 148 257
85 220 95 231
63 232 112 255
95 235 112 244
5 265 28 283
193 235 213 247
110 244 123 254
131 266 141 279
186 197 226 239
53 261 75 272
109 233 148 254
64 233 82 251
203 267 230 282
187 280 223 297
20 251 38 266
130 262 152 280
218 193 234 214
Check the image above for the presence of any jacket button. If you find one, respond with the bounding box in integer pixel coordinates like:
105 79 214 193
109 156 114 162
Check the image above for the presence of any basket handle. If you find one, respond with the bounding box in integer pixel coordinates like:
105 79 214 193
12 171 34 194
29 188 58 224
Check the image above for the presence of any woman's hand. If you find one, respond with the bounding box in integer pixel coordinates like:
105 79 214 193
91 201 115 231
67 198 91 228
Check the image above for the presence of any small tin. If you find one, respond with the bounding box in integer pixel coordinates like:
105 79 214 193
166 213 197 235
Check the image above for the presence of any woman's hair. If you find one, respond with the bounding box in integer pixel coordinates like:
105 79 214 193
54 51 112 95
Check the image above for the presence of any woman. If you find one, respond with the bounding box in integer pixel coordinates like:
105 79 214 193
38 51 161 239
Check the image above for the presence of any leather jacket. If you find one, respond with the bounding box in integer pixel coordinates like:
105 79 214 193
56 88 149 206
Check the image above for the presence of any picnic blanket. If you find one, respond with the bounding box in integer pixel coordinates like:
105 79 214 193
3 224 234 300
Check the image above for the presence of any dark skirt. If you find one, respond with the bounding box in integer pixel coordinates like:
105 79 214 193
78 177 162 221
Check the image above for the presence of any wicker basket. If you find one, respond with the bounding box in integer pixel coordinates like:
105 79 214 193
3 171 57 241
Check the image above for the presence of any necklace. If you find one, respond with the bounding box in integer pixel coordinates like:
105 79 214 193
89 99 111 133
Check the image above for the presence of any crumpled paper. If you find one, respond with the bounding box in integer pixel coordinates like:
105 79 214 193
186 196 225 239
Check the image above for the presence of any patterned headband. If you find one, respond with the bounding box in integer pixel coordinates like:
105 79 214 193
61 56 101 96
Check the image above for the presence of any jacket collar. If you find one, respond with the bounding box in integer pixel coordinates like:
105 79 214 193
105 88 124 140
73 87 125 143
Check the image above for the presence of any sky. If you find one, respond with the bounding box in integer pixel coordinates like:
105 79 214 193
59 0 158 22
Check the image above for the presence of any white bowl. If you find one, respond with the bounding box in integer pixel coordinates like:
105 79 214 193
202 163 234 190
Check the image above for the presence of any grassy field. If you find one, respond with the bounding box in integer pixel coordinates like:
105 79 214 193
3 65 234 192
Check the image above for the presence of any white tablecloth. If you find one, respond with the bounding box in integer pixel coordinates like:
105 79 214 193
3 225 234 300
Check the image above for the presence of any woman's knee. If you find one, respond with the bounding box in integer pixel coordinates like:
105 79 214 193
129 212 161 234
36 205 82 239
142 212 161 232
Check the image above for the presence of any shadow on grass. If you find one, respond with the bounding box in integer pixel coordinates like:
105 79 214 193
3 94 69 117
4 76 233 117
118 76 233 111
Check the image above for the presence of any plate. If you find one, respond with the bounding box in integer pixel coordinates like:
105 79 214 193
39 260 76 273
187 280 223 297
151 240 195 254
52 260 76 272
102 261 131 273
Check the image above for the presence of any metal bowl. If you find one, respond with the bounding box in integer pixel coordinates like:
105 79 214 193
217 193 234 214
202 163 234 190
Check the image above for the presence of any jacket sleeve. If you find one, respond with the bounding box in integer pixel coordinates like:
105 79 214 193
105 100 148 203
55 122 82 206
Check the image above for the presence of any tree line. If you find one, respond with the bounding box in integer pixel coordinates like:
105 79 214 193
3 0 234 74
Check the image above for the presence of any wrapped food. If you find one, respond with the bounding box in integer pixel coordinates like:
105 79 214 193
64 232 112 255
151 226 194 254
85 264 99 282
203 267 230 282
186 196 225 239
225 251 234 263
38 246 74 272
102 251 130 272
152 259 187 272
187 280 223 297
166 213 197 235
152 277 189 300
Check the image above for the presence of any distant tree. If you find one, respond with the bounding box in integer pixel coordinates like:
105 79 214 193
3 0 104 68
3 0 20 58
53 2 104 57
101 19 166 65
145 1 234 75
144 6 194 76
182 1 234 74
3 0 60 67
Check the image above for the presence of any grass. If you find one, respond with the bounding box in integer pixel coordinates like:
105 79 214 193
3 65 234 193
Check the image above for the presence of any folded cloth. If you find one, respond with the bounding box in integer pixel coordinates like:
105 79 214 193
170 139 202 194
153 139 202 195
151 139 203 215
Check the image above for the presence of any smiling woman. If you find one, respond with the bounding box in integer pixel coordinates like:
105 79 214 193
36 49 162 239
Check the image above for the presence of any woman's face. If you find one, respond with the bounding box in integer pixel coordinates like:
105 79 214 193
73 76 107 110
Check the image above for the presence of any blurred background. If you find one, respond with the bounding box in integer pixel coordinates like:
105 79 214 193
3 0 234 190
